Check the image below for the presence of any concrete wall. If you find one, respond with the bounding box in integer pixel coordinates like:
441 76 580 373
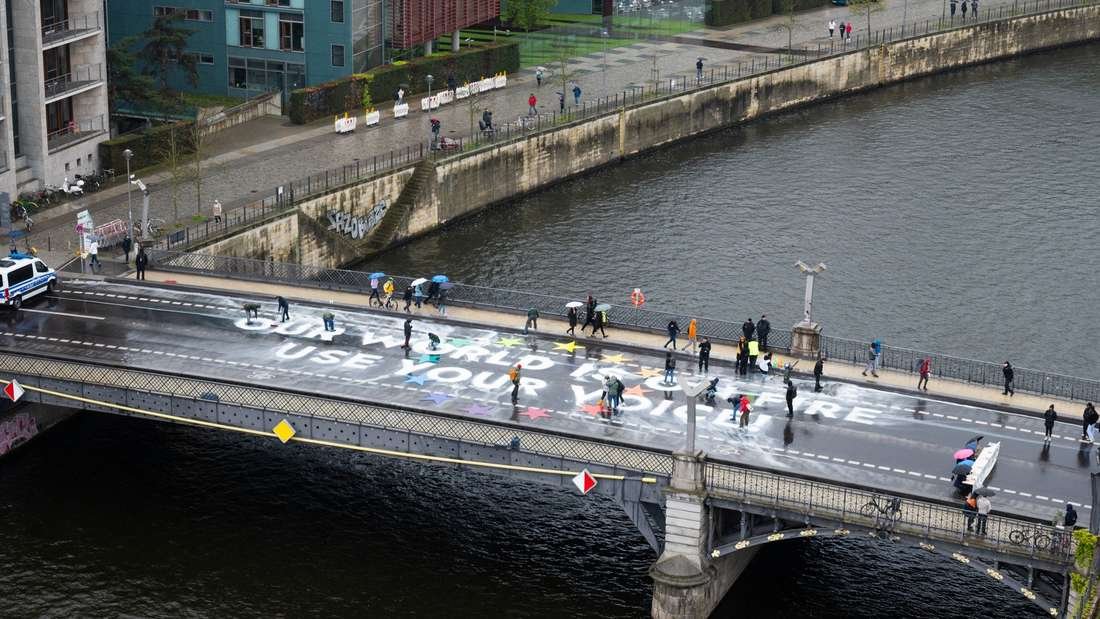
199 91 283 137
198 213 300 262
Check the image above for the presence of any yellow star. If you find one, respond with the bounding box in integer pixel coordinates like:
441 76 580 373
497 336 524 347
602 353 629 364
638 367 663 378
552 340 583 353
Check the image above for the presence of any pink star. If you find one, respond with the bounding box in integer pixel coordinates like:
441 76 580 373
581 403 604 416
520 407 550 421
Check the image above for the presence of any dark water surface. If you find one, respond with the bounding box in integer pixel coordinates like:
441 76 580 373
9 44 1098 617
369 43 1100 379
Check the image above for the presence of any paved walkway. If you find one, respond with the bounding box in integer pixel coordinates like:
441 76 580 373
129 268 1090 420
14 0 976 257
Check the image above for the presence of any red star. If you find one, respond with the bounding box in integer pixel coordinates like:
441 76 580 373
581 403 604 416
520 407 550 421
624 384 650 397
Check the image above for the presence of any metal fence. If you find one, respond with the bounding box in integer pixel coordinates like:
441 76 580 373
706 462 1076 566
146 249 1100 403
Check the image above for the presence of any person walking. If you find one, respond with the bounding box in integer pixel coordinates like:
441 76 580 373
757 315 770 351
681 318 698 353
917 357 931 391
736 337 749 376
871 339 883 373
383 278 396 309
88 239 100 272
277 296 290 322
741 317 755 341
402 318 413 349
845 21 852 42
960 0 968 18
572 84 581 106
757 352 772 375
437 287 447 317
414 283 424 309
121 235 133 265
963 494 978 532
734 394 751 428
580 295 596 333
976 495 991 535
1082 403 1099 442
1002 361 1015 395
536 67 544 87
785 379 797 418
403 285 413 313
748 338 760 372
524 307 540 334
135 247 148 280
663 351 677 385
971 0 979 16
212 199 223 224
509 363 523 404
594 308 609 338
698 337 712 373
1043 404 1058 442
1065 503 1079 528
813 357 824 392
862 343 879 377
828 19 835 38
607 376 624 414
322 311 336 332
664 320 680 349
566 306 578 336
369 277 381 307
950 0 957 17
557 91 565 113
447 73 457 95
528 93 538 115
696 57 704 81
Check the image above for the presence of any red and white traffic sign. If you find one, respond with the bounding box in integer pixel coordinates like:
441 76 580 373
572 469 597 495
4 379 24 402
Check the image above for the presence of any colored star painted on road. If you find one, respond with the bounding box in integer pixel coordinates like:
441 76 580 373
624 384 650 397
449 338 473 348
638 367 664 378
497 336 524 347
602 353 629 364
581 403 604 416
421 392 453 406
553 340 584 353
405 374 429 386
519 407 550 421
464 403 495 416
418 353 441 363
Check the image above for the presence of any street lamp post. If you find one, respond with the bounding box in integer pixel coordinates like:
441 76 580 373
681 377 708 453
794 261 827 325
123 148 134 240
792 261 827 358
601 30 609 89
425 74 434 107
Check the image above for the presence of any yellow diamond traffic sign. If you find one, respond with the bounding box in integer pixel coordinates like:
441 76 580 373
272 419 296 443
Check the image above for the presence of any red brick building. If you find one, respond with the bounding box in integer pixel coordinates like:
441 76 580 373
391 0 500 49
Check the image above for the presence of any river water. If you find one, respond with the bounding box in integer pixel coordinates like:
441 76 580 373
7 44 1099 617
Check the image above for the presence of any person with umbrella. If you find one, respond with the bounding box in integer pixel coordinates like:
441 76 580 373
1044 404 1058 442
411 278 427 309
565 302 581 336
428 275 448 304
368 272 384 307
593 304 610 338
952 459 974 494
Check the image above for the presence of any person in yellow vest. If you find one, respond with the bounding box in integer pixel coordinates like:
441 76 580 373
681 318 698 353
382 278 396 309
748 338 760 372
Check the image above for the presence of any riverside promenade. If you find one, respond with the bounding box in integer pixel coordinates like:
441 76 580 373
12 0 1029 255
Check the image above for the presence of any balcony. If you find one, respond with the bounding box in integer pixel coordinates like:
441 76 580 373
43 63 103 104
41 12 102 50
47 113 106 153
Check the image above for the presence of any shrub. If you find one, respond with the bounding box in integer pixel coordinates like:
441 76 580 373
99 121 196 172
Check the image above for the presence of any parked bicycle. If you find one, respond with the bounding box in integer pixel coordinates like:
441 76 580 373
861 494 903 530
1009 528 1052 550
137 218 166 237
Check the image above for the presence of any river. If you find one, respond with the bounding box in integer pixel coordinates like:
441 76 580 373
7 43 1099 617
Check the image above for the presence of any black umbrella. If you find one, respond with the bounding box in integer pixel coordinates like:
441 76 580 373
952 461 974 475
973 487 997 497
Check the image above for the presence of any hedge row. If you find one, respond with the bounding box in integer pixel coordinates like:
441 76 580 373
289 41 521 125
707 0 831 27
99 121 196 173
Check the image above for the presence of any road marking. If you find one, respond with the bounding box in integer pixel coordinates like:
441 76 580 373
20 308 105 320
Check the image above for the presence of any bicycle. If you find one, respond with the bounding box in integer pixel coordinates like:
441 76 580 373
139 218 166 237
861 494 903 529
1009 528 1051 550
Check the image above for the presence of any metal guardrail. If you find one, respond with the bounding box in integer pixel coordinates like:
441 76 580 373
46 113 107 152
44 63 104 100
706 463 1075 566
41 11 101 46
146 249 1100 403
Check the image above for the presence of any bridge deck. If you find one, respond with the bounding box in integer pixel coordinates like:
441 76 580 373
3 278 1094 535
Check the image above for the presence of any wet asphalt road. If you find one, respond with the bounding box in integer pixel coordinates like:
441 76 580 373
1 279 1094 521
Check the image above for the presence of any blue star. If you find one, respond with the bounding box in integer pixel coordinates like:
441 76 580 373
418 353 441 363
464 403 495 416
422 392 452 406
405 374 428 386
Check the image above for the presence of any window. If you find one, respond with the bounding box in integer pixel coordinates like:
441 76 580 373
185 9 214 22
34 261 49 274
266 0 290 5
279 13 304 52
331 44 344 67
330 0 344 22
184 52 216 65
239 10 264 48
153 6 176 16
228 56 247 89
8 265 32 287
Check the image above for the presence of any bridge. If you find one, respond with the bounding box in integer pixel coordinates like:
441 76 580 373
1 261 1096 617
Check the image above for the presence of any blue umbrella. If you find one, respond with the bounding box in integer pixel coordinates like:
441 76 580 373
432 275 449 283
369 272 386 279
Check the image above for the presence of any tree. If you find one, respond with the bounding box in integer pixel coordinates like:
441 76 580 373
141 12 198 101
551 38 578 116
848 0 885 41
157 123 192 226
106 34 161 114
774 0 797 59
503 0 557 32
190 110 212 216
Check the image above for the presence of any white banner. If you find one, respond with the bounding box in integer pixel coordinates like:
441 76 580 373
437 90 454 105
479 78 493 92
419 95 439 111
393 102 409 118
493 75 507 89
469 82 481 95
334 116 357 133
455 86 470 99
365 110 381 126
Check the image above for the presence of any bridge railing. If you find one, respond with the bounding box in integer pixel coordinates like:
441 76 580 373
147 249 1100 403
706 462 1075 565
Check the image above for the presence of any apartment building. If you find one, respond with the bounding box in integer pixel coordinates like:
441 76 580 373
0 0 110 201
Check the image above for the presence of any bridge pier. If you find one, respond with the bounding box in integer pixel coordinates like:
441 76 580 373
650 451 757 619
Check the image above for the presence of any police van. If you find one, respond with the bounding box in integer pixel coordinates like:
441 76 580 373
0 252 57 310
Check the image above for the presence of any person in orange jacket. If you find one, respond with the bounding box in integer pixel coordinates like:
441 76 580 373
681 318 698 353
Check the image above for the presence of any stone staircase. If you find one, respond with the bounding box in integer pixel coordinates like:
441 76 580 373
359 159 434 255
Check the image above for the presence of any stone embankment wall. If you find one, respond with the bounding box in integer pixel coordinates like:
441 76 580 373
199 6 1100 266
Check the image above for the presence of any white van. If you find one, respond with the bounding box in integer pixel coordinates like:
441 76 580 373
0 253 57 309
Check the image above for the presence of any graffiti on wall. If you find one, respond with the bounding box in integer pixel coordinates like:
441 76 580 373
327 200 388 240
0 413 38 456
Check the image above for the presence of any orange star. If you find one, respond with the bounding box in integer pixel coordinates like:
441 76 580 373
638 367 663 378
624 384 650 397
581 403 604 416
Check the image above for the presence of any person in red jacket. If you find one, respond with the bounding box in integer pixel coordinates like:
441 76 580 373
528 93 537 116
918 358 931 391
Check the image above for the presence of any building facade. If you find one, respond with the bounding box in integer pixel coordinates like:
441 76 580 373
0 0 110 201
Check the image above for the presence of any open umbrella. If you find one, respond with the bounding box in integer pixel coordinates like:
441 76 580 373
411 277 428 287
951 461 974 476
973 487 997 497
565 301 584 308
432 275 449 283
965 436 984 451
595 303 611 312
369 272 386 279
953 448 975 461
